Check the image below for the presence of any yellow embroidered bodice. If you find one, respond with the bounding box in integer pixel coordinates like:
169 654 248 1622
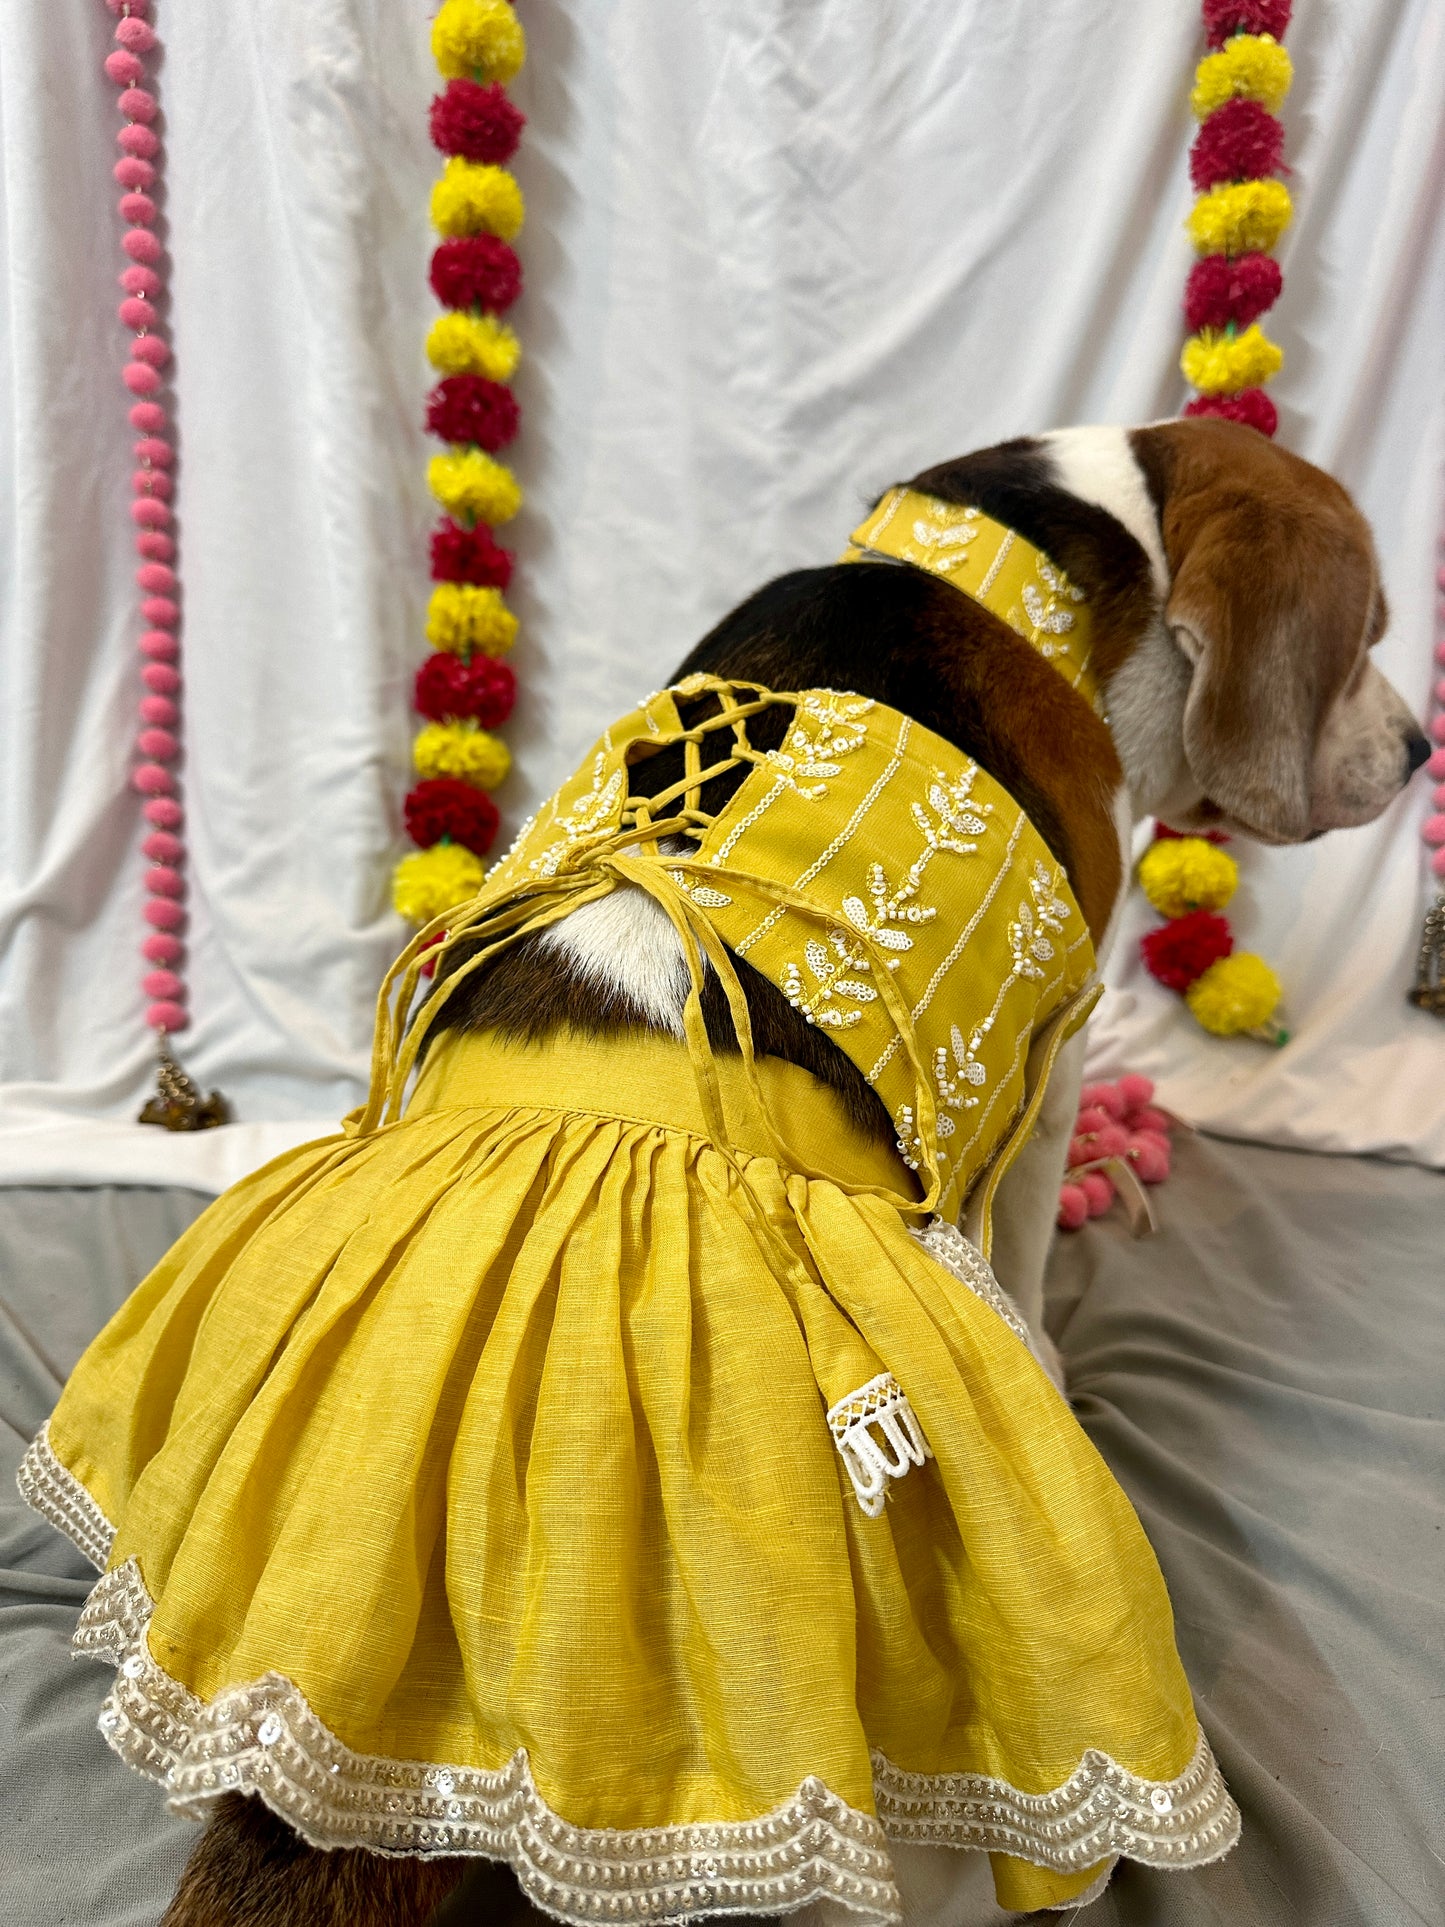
364 678 1098 1224
842 488 1101 711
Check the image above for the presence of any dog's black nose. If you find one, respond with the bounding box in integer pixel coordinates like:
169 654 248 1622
1406 729 1432 776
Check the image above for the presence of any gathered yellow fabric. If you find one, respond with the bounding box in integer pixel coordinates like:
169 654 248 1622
22 672 1240 1920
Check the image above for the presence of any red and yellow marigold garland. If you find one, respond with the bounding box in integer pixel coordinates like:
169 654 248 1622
394 0 527 927
1180 0 1294 438
1138 826 1287 1042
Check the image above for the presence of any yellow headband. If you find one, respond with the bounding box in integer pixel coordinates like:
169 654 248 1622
841 488 1099 711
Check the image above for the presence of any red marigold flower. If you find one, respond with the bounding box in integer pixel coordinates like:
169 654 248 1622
425 373 521 451
1183 252 1283 332
1201 0 1291 50
404 776 501 856
428 78 525 165
1189 99 1286 191
1185 387 1279 437
430 518 514 588
1140 909 1234 993
429 235 523 313
413 650 517 729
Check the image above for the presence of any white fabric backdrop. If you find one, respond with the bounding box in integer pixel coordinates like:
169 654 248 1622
1 0 1443 1189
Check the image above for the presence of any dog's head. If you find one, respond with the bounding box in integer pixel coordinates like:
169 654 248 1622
1122 419 1426 843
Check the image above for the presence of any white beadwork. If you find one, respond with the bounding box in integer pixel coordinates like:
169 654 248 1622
908 1219 1033 1351
17 1446 1240 1910
16 1422 114 1570
826 1373 932 1517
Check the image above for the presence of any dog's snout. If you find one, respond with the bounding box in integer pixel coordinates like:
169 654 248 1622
1405 728 1432 777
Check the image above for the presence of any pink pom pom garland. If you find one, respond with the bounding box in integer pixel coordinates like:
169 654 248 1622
99 4 226 1124
1057 1077 1177 1233
398 1 528 921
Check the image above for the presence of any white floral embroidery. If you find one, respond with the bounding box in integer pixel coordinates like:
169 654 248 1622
668 870 732 909
711 693 873 865
933 1022 988 1132
528 757 625 879
781 931 878 1030
1008 860 1071 981
838 765 991 968
906 502 980 558
1022 555 1088 658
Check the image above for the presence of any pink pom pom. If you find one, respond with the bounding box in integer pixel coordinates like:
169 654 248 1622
1434 782 1445 809
1128 1133 1171 1184
120 263 161 296
114 156 155 189
139 694 178 726
1434 640 1445 666
132 762 174 795
1431 715 1445 744
134 436 172 465
146 1000 189 1032
141 831 183 862
141 663 180 693
142 932 182 963
1092 1122 1130 1161
1080 1172 1115 1217
129 331 169 365
118 89 158 124
132 463 172 494
142 969 183 1000
119 191 157 225
122 226 161 262
136 531 174 560
143 798 182 829
1067 1135 1092 1168
137 727 178 760
1074 1105 1114 1137
1426 747 1445 780
1433 847 1445 879
1117 1073 1154 1109
117 123 159 158
145 864 184 897
141 596 179 625
129 399 166 431
1057 1183 1089 1231
114 14 157 46
1434 678 1445 705
136 563 176 593
143 897 183 931
1131 1105 1173 1136
1087 1082 1126 1119
105 50 144 86
123 361 160 395
118 297 153 328
1422 814 1445 847
139 629 179 658
131 497 171 527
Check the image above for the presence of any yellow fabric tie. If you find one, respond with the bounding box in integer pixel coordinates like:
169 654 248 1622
841 488 1100 711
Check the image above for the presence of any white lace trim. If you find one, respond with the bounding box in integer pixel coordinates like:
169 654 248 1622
909 1218 1039 1354
18 1431 1241 1920
17 1421 114 1570
826 1374 932 1517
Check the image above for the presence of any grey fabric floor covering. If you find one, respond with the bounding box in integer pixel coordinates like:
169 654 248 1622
1 1138 1441 1927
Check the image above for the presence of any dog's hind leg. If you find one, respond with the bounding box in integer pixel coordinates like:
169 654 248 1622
159 1794 470 1927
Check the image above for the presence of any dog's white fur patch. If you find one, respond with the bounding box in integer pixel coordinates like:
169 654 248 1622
1040 425 1170 598
538 886 689 1035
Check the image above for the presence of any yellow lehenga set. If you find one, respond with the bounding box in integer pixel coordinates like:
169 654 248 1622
20 497 1238 1920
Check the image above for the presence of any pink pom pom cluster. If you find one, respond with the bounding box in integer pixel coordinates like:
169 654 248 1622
1424 556 1445 878
1056 1076 1175 1231
104 1 191 1035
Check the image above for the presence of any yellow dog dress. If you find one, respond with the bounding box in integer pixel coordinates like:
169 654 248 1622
21 533 1239 1922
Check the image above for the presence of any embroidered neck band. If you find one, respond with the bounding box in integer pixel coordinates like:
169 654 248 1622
842 488 1099 710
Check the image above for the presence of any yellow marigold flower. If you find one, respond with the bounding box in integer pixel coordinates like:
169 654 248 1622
431 158 524 242
392 843 486 926
426 584 518 658
431 0 525 85
414 720 512 791
1181 323 1283 395
1191 35 1292 118
1186 951 1283 1038
428 447 523 525
426 311 521 383
1138 838 1238 919
1187 177 1292 257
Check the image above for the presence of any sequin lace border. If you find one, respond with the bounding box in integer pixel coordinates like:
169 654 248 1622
18 1425 1240 1923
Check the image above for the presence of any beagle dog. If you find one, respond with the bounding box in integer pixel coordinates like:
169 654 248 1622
162 418 1424 1927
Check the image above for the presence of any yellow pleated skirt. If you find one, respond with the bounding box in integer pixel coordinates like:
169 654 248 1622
25 1027 1237 1920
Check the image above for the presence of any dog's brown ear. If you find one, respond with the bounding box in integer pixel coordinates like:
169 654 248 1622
1163 508 1315 840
